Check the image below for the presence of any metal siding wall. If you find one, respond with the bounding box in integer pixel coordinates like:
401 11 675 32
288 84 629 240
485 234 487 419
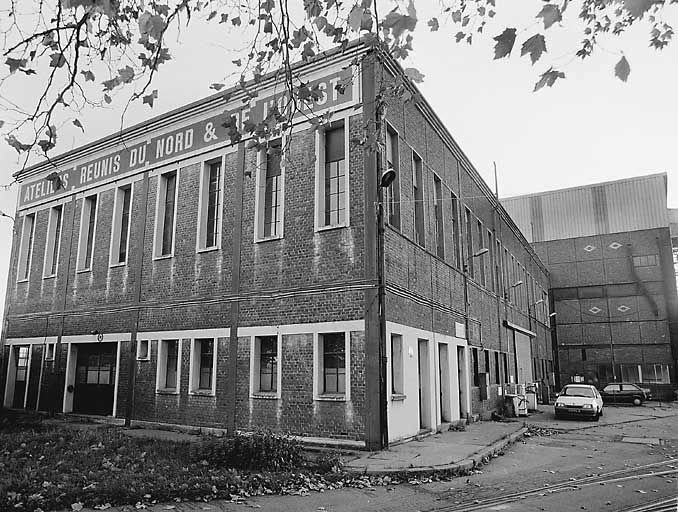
502 174 669 242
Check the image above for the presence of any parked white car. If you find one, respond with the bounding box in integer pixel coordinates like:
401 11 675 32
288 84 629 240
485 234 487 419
554 384 604 421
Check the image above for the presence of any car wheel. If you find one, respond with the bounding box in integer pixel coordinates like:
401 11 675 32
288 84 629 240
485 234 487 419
599 408 603 417
593 410 600 421
633 397 642 406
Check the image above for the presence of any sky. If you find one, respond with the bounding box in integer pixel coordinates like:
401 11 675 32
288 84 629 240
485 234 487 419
0 1 677 326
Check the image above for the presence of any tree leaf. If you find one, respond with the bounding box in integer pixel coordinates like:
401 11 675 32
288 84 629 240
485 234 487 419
623 0 654 18
49 53 66 68
81 70 95 82
347 5 364 32
118 66 134 84
493 28 516 59
615 55 630 82
72 119 84 132
143 89 158 107
521 34 547 64
6 134 32 153
404 67 425 83
219 13 228 23
210 83 225 90
5 57 27 73
207 10 217 21
536 4 562 29
534 67 565 91
231 16 241 26
104 94 112 104
428 17 439 31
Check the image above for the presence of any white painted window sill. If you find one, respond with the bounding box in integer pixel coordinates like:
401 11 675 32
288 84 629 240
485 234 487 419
251 392 280 400
315 394 346 402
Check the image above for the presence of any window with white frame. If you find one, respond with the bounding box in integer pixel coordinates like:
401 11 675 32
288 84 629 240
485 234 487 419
136 339 150 360
198 160 222 250
110 185 132 265
385 124 400 229
45 343 55 361
43 205 63 278
157 339 181 392
317 332 347 396
17 213 35 281
190 338 216 393
316 120 348 229
155 170 178 258
77 195 98 271
250 335 280 395
391 334 404 395
256 140 284 240
412 151 425 246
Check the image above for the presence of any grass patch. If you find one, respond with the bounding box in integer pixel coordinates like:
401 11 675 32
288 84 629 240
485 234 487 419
0 416 343 512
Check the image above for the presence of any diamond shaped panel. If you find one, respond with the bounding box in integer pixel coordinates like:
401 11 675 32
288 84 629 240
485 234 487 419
617 305 630 313
584 245 596 252
608 242 622 250
589 306 601 314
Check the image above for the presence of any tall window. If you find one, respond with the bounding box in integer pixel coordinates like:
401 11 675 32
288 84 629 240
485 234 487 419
258 336 278 392
317 121 347 229
257 141 283 239
471 347 479 386
465 208 474 278
156 171 177 257
198 339 214 390
391 334 404 394
496 240 503 298
385 125 400 228
17 213 34 280
434 175 444 258
206 162 221 248
198 161 222 250
157 339 180 392
412 151 425 246
77 195 97 271
477 221 486 286
322 333 346 394
44 206 62 277
487 230 494 292
450 192 461 268
111 186 132 265
494 351 501 384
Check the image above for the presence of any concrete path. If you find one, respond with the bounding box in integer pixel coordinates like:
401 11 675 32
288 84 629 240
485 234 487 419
343 420 526 474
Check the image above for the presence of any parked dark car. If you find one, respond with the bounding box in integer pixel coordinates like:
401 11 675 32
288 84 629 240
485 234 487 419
600 382 650 405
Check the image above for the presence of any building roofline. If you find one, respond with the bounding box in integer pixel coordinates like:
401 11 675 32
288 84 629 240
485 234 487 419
13 39 369 181
501 172 668 202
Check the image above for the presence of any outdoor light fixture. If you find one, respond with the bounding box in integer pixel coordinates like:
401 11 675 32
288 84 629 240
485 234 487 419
510 280 524 288
473 247 489 258
533 298 544 306
379 168 396 188
0 211 14 222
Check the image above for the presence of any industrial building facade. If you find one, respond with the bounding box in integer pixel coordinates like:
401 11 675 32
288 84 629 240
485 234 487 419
503 175 678 400
2 44 551 448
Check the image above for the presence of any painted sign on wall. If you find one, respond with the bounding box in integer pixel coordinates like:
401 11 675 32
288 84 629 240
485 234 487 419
19 67 355 209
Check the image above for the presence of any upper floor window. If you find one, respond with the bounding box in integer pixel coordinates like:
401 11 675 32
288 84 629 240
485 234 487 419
44 206 63 278
465 208 474 278
316 120 348 230
412 151 425 246
450 192 461 268
17 213 35 281
110 185 132 266
77 195 98 271
256 140 284 240
477 221 486 286
198 161 222 250
633 254 658 267
433 175 444 259
487 230 494 292
154 171 178 258
385 124 400 229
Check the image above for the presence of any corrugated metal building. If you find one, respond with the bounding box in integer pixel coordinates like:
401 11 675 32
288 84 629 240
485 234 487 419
502 174 678 398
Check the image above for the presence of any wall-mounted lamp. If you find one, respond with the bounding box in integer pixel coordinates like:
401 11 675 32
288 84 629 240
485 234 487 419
510 280 523 288
380 168 396 188
0 211 15 222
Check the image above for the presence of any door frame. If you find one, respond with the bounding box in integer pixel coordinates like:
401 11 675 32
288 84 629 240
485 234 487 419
63 340 122 416
3 344 33 409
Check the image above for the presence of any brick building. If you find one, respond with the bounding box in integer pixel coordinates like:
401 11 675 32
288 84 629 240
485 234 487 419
503 174 678 400
2 43 551 448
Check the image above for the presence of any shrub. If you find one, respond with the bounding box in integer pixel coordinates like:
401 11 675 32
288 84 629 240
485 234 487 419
192 432 303 471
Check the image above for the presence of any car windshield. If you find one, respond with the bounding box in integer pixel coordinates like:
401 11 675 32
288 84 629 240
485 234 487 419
561 386 594 398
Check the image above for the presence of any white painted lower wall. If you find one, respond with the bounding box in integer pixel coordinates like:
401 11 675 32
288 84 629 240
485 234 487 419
386 321 470 443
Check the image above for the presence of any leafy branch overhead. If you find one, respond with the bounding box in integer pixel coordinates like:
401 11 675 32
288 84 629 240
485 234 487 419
0 0 675 159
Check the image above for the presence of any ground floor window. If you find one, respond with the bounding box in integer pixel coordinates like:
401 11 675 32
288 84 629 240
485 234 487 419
157 339 180 392
315 332 349 398
190 338 216 394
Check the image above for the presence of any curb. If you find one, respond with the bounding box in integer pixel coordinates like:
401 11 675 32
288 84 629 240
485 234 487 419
345 426 528 476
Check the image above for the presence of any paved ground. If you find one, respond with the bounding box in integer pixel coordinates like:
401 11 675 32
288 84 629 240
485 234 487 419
67 401 678 512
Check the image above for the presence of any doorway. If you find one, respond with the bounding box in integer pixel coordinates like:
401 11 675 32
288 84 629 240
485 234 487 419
11 346 30 409
457 346 468 419
418 339 431 430
73 343 117 415
438 343 451 422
